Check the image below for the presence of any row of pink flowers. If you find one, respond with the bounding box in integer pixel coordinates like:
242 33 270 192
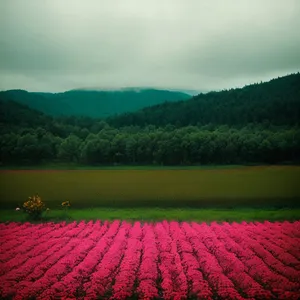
155 221 189 300
173 222 213 299
84 221 131 299
137 223 159 299
111 222 143 299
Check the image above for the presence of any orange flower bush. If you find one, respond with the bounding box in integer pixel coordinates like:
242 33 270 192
61 201 71 207
23 194 46 220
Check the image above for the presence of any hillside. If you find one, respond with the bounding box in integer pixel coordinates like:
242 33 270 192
1 74 300 166
0 89 190 118
0 96 299 166
0 90 71 116
107 73 300 127
0 99 53 130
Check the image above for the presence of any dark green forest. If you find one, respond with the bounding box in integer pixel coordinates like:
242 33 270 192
1 73 299 166
107 73 300 127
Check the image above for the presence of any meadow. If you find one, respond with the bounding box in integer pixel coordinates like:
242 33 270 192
0 165 299 210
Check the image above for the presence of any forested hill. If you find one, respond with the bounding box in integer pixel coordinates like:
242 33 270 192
0 89 190 118
0 99 51 129
0 97 300 166
107 73 300 127
1 74 300 166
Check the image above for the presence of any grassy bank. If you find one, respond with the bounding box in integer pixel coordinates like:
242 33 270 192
0 166 299 208
0 208 299 223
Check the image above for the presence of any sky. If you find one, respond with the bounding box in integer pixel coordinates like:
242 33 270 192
0 0 300 92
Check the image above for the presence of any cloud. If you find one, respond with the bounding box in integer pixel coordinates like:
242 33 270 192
0 0 299 92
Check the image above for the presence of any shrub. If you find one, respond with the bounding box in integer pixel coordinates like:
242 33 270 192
23 194 46 220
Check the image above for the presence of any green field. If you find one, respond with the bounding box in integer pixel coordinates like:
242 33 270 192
0 165 299 209
0 207 299 223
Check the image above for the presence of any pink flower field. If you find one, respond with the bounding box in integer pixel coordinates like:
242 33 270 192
0 220 299 300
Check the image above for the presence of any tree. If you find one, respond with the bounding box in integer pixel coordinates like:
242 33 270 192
57 134 83 162
80 138 111 164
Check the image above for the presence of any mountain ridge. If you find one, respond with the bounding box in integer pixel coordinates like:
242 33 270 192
0 88 191 118
107 73 300 127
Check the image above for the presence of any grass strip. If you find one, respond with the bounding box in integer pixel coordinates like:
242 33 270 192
1 208 299 223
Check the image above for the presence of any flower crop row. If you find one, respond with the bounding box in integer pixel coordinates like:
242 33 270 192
0 220 299 299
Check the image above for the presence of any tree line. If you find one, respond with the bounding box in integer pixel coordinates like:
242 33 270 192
1 124 299 165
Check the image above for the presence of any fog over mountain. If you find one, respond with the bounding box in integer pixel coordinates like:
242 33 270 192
1 0 299 92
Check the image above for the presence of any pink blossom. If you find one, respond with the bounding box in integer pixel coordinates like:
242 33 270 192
0 220 299 299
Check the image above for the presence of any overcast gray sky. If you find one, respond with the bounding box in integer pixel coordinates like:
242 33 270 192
0 0 299 92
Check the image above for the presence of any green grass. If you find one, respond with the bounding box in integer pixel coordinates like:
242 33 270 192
0 166 299 208
0 208 299 223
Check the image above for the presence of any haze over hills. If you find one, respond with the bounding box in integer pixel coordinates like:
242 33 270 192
69 87 202 96
0 88 191 118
